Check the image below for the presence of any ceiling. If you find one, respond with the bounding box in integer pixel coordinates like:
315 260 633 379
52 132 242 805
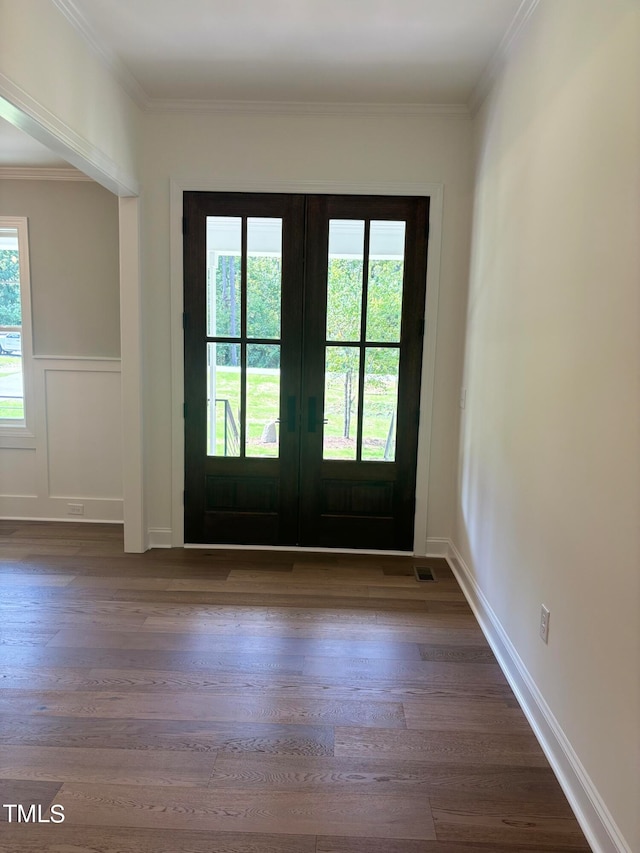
67 0 524 104
0 121 69 168
0 0 527 167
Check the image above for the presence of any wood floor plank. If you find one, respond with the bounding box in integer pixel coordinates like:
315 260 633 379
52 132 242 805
166 579 371 597
1 586 132 603
0 714 334 756
45 628 422 660
317 838 519 853
418 644 495 663
289 565 387 579
208 754 567 801
52 783 436 839
374 611 479 628
1 646 304 676
367 586 467 601
186 566 420 584
316 835 583 852
67 576 175 590
0 745 215 787
226 568 450 588
141 616 488 645
4 668 514 708
317 837 433 852
0 779 62 821
0 689 405 728
0 614 148 630
4 555 232 579
0 629 57 647
0 572 75 587
0 544 81 558
3 600 278 621
111 588 431 611
0 826 317 853
0 666 87 690
402 698 532 733
430 794 592 849
335 727 547 766
69 668 513 704
302 655 507 685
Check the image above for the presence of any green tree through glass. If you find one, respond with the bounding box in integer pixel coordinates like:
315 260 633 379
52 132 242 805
0 249 21 326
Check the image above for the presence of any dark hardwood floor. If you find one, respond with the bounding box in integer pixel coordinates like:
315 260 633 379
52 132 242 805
0 521 591 852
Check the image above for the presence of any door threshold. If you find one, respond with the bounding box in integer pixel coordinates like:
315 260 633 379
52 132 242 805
183 543 413 557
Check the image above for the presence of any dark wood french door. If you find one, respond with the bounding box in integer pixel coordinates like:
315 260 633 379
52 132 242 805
183 192 429 550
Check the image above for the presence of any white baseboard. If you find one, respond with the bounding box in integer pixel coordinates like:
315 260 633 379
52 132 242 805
425 537 452 558
0 496 123 522
147 527 173 549
447 539 632 853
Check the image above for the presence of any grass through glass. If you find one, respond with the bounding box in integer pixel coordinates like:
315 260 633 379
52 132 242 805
207 343 241 457
205 364 399 462
246 345 280 457
0 355 23 419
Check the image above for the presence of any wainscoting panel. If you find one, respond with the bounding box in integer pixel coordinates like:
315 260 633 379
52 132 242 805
0 358 123 522
45 367 122 500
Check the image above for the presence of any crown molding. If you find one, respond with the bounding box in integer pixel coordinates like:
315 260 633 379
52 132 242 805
0 167 91 181
146 99 470 118
50 0 150 109
468 0 541 116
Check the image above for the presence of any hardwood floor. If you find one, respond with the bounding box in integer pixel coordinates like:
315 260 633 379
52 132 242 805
0 521 591 852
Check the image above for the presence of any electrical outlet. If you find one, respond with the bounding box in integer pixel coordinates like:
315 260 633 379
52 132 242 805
67 503 84 516
539 605 550 644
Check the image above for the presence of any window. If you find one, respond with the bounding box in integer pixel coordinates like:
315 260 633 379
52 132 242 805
0 217 33 434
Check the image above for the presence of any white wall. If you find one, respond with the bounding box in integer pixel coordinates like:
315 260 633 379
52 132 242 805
0 178 123 521
456 2 640 850
139 109 473 547
0 179 121 356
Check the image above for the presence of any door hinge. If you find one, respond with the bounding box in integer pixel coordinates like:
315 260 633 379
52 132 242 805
182 312 188 330
420 316 425 337
182 217 188 236
183 490 186 504
183 402 187 418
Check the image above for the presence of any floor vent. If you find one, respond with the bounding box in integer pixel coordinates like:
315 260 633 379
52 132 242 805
414 566 437 582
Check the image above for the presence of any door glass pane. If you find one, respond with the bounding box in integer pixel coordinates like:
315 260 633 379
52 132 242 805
0 227 24 420
246 344 280 458
323 346 360 460
362 348 400 461
366 221 406 343
207 217 242 338
326 220 364 342
247 218 282 340
207 342 241 456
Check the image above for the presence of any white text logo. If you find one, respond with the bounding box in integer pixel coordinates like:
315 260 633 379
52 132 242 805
2 804 65 823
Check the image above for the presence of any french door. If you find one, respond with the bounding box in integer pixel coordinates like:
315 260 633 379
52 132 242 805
183 192 429 550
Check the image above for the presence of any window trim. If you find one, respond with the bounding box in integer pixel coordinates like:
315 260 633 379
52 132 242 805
0 216 35 442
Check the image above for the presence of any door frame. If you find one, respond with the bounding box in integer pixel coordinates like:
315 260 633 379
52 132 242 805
169 178 444 555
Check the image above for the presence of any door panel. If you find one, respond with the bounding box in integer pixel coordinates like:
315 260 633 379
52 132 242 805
183 192 304 545
184 192 429 550
298 195 428 550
